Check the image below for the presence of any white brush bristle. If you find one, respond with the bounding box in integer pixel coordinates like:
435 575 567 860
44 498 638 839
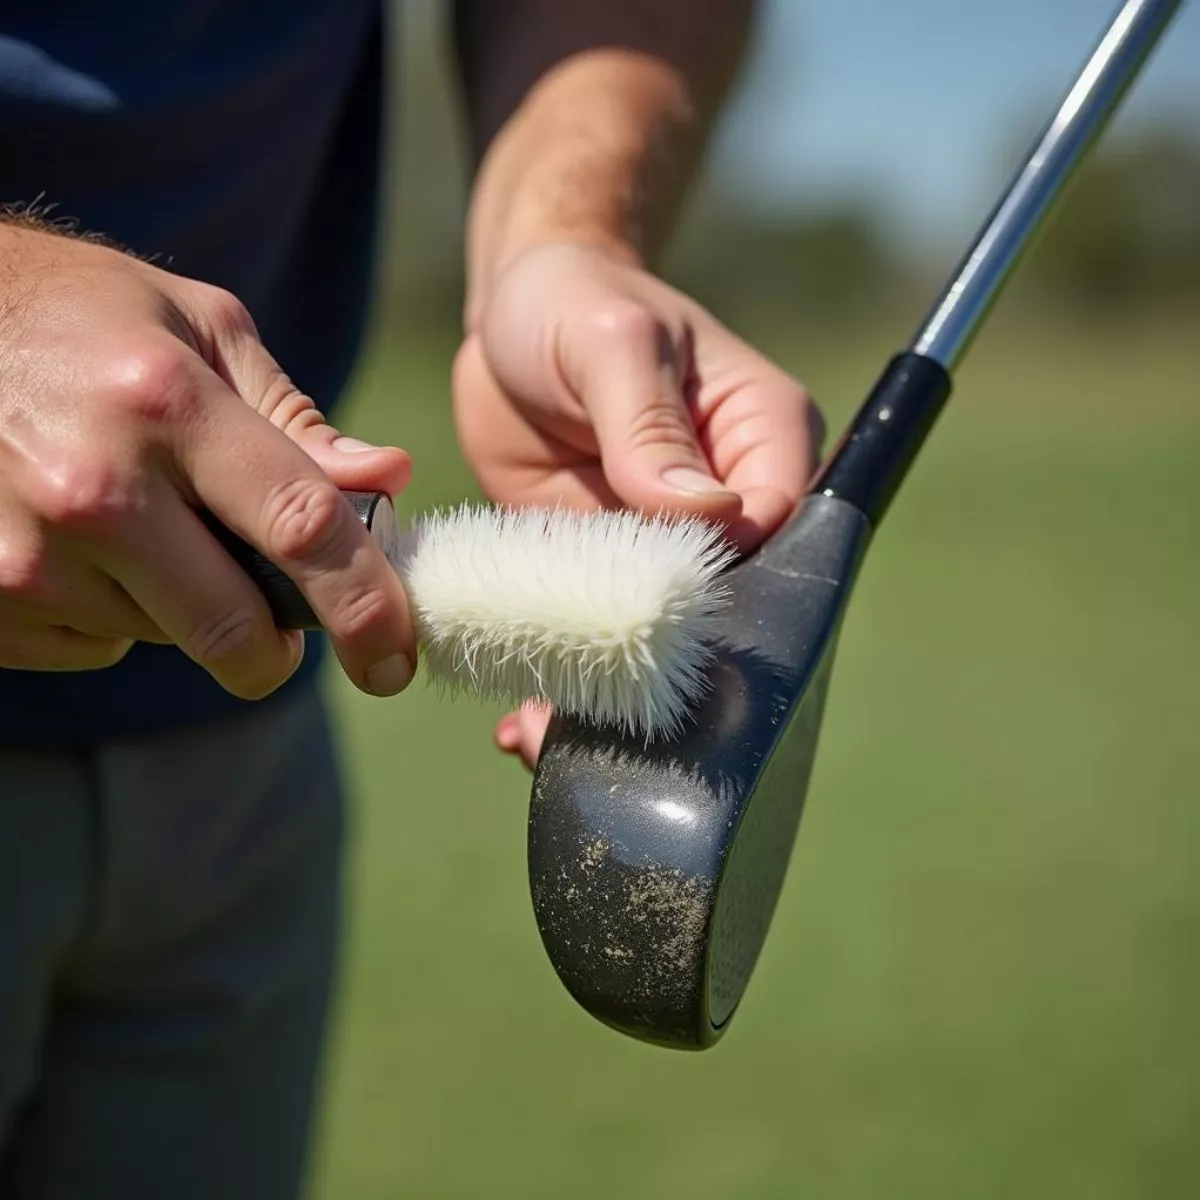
395 504 737 740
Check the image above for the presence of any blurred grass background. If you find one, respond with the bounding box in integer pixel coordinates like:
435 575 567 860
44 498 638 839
305 4 1199 1196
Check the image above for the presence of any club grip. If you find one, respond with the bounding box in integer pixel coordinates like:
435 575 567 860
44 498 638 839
200 490 394 630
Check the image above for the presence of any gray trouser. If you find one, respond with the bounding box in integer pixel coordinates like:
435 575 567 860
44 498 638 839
0 683 344 1200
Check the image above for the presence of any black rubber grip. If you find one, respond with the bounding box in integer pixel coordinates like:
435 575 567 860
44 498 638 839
808 352 953 527
200 490 391 630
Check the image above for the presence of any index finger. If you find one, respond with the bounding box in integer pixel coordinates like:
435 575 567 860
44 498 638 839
183 393 417 697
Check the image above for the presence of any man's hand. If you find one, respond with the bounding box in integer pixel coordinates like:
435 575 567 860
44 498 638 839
457 243 822 544
0 222 417 698
455 243 824 767
453 4 820 767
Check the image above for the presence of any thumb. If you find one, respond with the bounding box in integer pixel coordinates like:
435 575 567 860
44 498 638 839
287 425 413 498
577 307 743 522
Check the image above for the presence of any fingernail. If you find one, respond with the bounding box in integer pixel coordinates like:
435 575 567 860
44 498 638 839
662 466 735 496
334 436 377 453
365 652 413 696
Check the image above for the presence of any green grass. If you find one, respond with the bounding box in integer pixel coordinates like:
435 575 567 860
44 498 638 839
308 313 1200 1199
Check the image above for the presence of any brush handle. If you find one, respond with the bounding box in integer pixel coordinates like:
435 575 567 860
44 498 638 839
200 490 393 630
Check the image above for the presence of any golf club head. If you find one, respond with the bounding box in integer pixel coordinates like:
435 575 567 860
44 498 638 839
528 493 872 1049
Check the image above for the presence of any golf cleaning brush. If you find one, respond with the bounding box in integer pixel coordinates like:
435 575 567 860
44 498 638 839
217 495 738 741
396 504 736 740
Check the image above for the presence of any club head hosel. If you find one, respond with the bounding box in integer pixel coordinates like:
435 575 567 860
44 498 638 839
808 352 953 528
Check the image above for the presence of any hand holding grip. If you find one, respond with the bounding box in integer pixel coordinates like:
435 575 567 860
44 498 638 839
199 490 396 630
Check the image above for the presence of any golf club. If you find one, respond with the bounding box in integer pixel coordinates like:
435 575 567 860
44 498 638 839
525 0 1186 1050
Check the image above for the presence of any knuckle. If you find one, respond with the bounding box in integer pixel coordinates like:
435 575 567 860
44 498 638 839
325 583 395 643
263 478 346 565
261 373 317 431
186 606 261 667
103 342 199 426
623 398 700 457
27 458 139 533
589 302 662 348
202 286 259 340
0 539 48 602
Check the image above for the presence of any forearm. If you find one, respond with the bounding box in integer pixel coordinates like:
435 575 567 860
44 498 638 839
453 1 757 324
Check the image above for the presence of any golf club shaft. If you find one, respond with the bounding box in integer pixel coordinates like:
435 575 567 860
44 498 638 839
913 0 1185 369
812 0 1184 526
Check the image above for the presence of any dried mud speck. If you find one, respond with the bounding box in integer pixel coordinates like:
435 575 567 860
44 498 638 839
551 835 713 1012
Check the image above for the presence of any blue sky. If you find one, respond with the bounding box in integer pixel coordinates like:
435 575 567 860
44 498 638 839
713 0 1200 247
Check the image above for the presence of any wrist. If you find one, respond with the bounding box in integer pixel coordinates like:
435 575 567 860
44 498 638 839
463 50 693 328
465 226 644 334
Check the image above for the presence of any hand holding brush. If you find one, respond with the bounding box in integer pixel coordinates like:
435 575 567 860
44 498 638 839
211 493 740 741
211 244 826 743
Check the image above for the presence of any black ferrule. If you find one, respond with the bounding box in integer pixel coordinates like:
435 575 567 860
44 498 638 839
810 352 953 527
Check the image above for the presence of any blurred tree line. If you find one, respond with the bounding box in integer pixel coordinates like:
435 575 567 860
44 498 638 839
1008 127 1200 314
379 5 1200 338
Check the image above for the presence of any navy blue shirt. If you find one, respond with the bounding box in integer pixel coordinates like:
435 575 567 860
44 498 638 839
0 1 387 745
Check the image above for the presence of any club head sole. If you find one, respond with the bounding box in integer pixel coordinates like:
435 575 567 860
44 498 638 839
528 493 873 1049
